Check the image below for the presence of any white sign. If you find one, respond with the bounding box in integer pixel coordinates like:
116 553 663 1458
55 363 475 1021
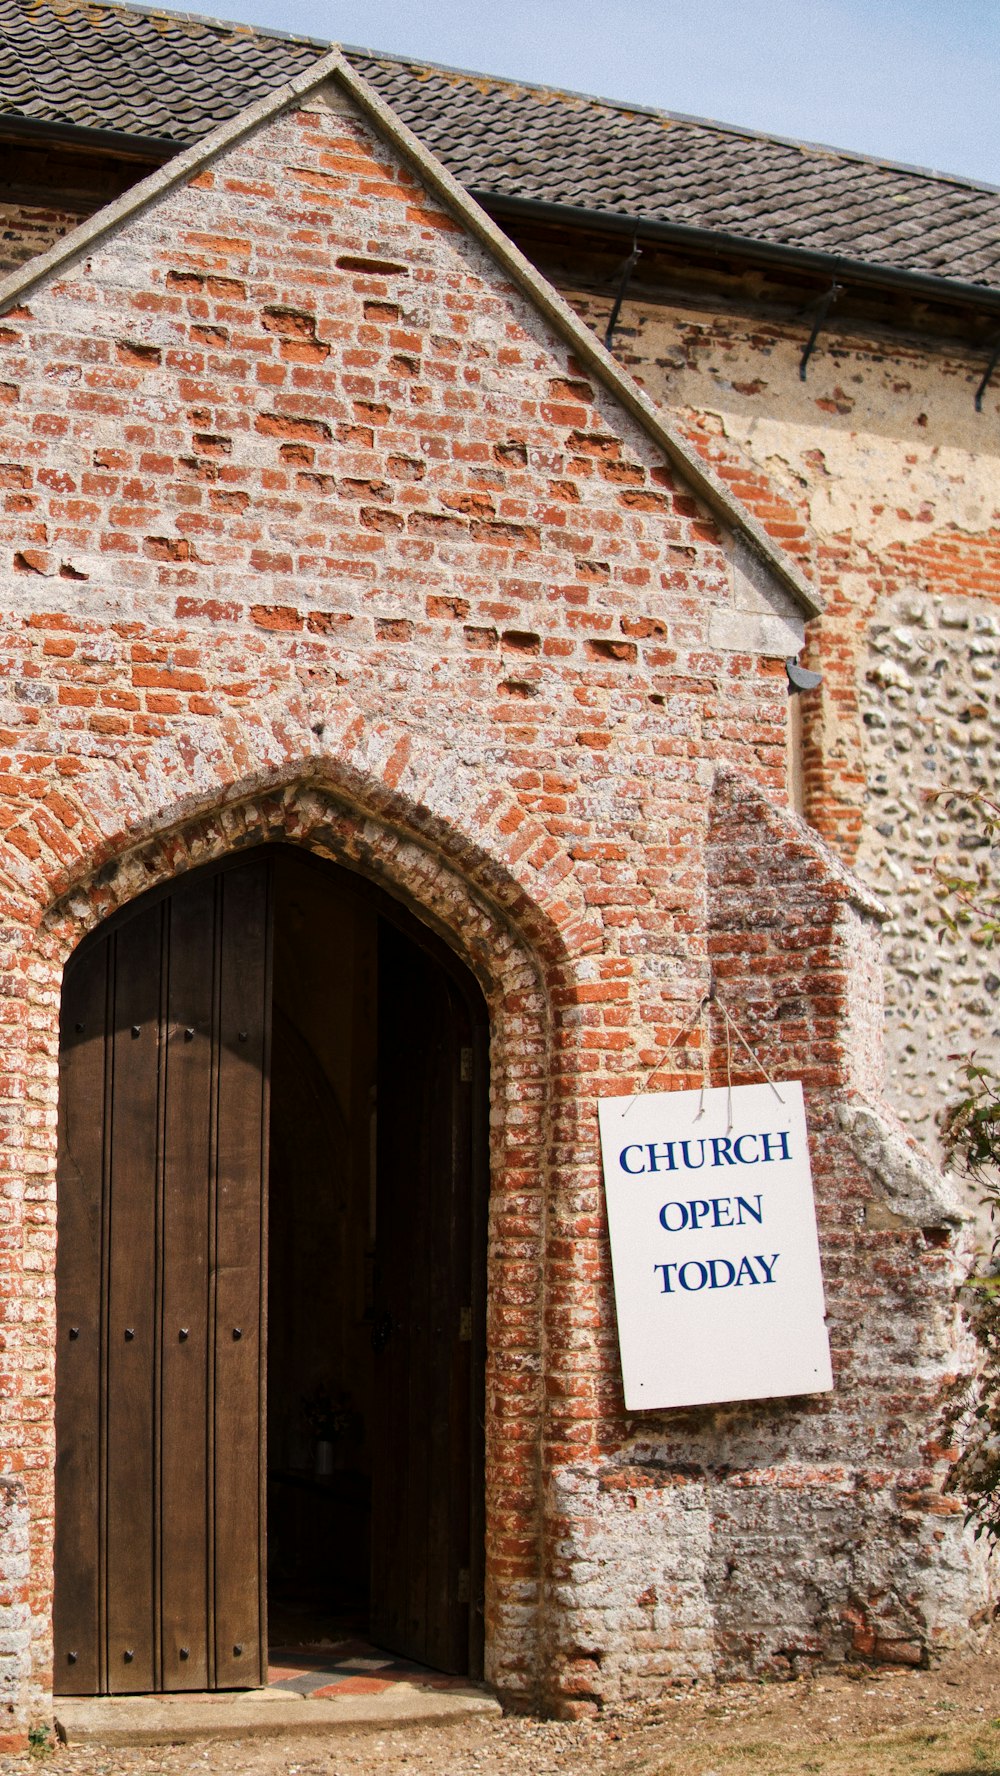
598 1081 833 1411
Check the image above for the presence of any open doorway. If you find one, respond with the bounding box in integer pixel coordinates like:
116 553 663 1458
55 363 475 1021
266 853 378 1650
53 846 488 1695
266 849 489 1676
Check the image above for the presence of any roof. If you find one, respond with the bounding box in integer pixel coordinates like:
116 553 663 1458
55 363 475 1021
0 0 322 140
2 0 1000 295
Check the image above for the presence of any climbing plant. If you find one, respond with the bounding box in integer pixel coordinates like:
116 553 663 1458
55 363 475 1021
936 789 1000 1197
934 790 1000 1540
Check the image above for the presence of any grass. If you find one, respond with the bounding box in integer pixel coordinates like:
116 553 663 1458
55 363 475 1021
630 1722 1000 1776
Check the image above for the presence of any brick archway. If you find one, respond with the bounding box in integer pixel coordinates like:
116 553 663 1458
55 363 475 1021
17 778 564 1718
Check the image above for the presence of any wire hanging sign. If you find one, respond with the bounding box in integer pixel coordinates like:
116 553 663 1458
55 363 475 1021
598 984 832 1413
620 987 786 1119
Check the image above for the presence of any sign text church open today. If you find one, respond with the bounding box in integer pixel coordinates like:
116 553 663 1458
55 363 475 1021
598 1082 832 1411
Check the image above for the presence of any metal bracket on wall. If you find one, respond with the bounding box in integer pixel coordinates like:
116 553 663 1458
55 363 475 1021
975 337 1000 412
786 655 822 692
604 234 642 354
799 281 843 381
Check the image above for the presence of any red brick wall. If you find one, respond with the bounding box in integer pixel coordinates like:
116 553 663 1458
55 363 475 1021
551 288 1000 1182
0 80 987 1726
0 201 90 278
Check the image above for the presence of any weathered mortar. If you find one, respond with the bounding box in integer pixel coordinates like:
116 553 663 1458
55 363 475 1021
556 287 1000 1178
0 66 989 1727
0 1479 31 1749
2 49 997 1200
859 590 1000 1203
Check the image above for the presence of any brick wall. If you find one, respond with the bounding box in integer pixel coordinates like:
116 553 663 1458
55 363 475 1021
0 201 88 278
556 288 1000 1188
0 1478 31 1749
0 74 989 1728
5 108 996 1193
1 88 997 1195
536 773 988 1711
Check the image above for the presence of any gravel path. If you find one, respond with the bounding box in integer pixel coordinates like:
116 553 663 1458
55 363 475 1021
5 1637 1000 1776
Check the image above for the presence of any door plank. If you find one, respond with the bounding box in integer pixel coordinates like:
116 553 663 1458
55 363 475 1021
371 926 409 1656
420 1004 446 1666
213 860 271 1690
433 982 473 1673
402 947 428 1660
56 855 274 1697
159 876 217 1691
105 907 164 1694
53 937 110 1696
422 974 472 1673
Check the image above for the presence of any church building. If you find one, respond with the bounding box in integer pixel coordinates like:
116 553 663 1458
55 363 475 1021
0 0 996 1741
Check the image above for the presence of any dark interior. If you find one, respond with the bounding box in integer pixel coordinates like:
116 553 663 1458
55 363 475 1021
266 851 379 1647
265 849 488 1676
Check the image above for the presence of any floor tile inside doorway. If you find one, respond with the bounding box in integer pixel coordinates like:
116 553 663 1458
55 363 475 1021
268 1642 474 1699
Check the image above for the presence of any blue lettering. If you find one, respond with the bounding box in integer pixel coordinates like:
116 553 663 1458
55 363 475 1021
654 1251 778 1294
733 1134 759 1164
710 1136 737 1166
647 1141 678 1173
707 1258 736 1289
658 1195 764 1231
735 1194 763 1226
679 1139 706 1170
619 1144 646 1174
760 1130 791 1162
659 1201 689 1232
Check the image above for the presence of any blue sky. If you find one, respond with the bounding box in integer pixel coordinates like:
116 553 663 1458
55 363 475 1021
153 0 1000 186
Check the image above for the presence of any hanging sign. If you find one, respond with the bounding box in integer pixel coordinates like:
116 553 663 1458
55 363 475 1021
597 1080 833 1411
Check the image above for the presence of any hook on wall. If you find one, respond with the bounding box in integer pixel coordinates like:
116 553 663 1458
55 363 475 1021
604 232 642 354
786 655 822 692
975 337 1000 412
799 280 843 381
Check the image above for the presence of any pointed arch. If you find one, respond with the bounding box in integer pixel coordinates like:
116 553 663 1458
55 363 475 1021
14 774 580 1710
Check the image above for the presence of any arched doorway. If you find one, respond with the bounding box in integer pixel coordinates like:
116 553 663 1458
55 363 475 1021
53 847 488 1696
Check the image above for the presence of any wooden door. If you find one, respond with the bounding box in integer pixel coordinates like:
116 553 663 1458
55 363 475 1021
54 855 272 1695
370 919 488 1676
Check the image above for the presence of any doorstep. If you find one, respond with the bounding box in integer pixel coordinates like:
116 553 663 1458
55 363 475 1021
54 1682 500 1745
54 1643 501 1746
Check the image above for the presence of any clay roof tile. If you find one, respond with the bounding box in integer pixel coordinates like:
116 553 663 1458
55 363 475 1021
1 0 999 293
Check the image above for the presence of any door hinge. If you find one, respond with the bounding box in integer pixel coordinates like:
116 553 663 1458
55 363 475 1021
457 1568 470 1603
459 1306 473 1342
460 1046 474 1083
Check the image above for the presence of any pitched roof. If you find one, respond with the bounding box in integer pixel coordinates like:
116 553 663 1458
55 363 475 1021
350 56 1000 295
0 0 320 141
2 0 1000 296
0 0 321 140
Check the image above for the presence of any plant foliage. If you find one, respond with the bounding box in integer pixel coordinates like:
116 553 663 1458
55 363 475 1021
935 789 1000 1198
932 791 1000 1539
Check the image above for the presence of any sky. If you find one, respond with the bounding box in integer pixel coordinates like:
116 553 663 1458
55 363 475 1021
149 0 1000 187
